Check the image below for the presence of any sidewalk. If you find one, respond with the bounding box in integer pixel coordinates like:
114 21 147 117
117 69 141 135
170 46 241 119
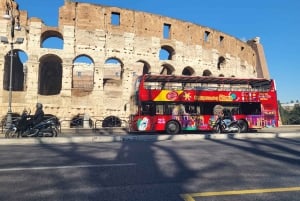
0 127 299 146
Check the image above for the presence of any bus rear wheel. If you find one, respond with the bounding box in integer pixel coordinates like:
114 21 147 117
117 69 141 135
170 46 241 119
166 121 180 134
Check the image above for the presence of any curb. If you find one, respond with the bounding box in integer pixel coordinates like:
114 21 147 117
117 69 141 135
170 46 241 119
0 132 299 146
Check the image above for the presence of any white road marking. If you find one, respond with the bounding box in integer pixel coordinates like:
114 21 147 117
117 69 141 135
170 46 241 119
0 163 136 172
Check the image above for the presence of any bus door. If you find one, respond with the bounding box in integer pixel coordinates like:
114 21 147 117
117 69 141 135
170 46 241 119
133 102 156 132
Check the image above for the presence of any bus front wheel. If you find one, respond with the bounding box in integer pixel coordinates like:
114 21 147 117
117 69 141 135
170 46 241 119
166 121 180 134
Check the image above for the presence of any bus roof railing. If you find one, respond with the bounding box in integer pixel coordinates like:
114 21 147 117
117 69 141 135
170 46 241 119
142 74 272 87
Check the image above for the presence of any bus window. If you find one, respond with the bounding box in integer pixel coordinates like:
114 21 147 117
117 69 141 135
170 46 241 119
240 103 261 115
165 104 176 115
156 104 164 115
184 104 197 114
196 105 201 114
231 107 240 115
141 103 155 115
201 102 216 115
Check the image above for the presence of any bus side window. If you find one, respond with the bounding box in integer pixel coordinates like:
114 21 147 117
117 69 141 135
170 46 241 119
231 108 238 115
196 105 201 114
141 103 155 115
185 105 196 114
165 107 172 115
141 104 150 115
156 105 164 115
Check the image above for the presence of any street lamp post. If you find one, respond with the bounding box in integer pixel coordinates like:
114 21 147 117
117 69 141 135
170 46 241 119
1 0 23 128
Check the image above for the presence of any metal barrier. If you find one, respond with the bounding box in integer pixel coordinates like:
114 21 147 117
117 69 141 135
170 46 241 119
94 119 103 131
1 116 129 134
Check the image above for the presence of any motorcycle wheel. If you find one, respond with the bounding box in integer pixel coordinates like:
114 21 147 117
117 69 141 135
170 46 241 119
52 127 59 137
213 125 222 133
238 120 248 133
232 123 241 133
5 129 18 138
27 129 39 137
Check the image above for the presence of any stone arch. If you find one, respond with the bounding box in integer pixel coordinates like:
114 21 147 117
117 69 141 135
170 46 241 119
219 74 224 77
217 56 226 70
3 49 28 91
202 69 212 76
104 57 124 80
70 114 93 128
41 29 64 49
159 45 175 60
160 63 175 75
182 66 195 76
38 54 62 95
136 60 151 75
73 54 94 64
103 58 124 114
102 115 122 127
72 54 94 91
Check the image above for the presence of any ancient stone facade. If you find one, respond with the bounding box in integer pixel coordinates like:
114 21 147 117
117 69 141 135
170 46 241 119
0 0 270 128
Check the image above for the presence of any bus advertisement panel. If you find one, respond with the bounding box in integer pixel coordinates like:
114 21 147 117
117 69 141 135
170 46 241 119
129 74 279 134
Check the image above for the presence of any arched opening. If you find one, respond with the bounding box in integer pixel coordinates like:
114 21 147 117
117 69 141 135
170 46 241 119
136 60 151 76
72 55 94 91
3 49 28 91
217 56 226 70
38 54 62 95
41 30 63 49
70 114 93 128
102 116 122 127
103 58 124 113
104 58 123 80
202 69 212 76
160 64 174 75
159 45 175 60
182 67 195 76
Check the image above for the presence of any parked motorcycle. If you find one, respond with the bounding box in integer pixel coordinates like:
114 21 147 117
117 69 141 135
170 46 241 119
213 116 241 133
5 110 60 138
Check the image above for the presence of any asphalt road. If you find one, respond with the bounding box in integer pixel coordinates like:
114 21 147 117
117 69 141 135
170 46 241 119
0 137 299 201
1 125 300 145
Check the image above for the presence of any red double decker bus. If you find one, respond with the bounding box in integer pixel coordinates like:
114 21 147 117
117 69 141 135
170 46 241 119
129 74 279 134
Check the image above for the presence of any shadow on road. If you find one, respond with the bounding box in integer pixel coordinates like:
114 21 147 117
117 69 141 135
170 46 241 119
0 139 197 201
0 134 300 201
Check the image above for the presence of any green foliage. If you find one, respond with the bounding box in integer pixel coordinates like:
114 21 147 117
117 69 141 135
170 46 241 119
279 101 288 124
279 102 300 125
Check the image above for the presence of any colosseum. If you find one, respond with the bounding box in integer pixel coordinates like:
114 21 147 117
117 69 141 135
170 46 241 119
0 0 270 128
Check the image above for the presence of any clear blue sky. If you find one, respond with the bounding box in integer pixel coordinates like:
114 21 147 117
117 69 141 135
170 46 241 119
17 0 300 103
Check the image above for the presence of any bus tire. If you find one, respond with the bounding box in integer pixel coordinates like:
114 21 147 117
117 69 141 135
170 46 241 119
238 120 248 133
166 121 180 135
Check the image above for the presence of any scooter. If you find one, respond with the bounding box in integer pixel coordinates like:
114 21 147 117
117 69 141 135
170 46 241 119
213 116 241 133
5 110 60 138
